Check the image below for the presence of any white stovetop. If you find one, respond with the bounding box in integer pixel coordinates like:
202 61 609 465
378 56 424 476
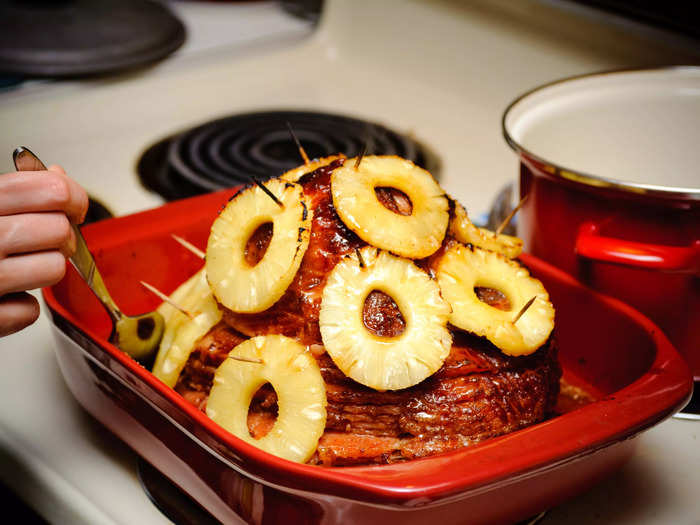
0 1 698 523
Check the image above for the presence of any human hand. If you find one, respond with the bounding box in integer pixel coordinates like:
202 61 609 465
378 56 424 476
0 165 88 336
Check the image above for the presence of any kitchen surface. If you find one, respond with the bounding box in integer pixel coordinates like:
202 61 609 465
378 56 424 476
0 1 699 523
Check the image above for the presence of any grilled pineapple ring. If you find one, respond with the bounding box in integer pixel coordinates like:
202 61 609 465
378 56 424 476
152 269 222 388
206 335 327 463
319 247 452 391
436 244 554 356
206 179 311 313
449 201 522 259
331 156 448 258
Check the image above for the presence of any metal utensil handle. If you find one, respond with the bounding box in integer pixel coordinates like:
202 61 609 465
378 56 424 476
12 147 122 321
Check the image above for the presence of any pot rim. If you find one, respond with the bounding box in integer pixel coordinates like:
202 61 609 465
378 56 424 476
502 66 700 202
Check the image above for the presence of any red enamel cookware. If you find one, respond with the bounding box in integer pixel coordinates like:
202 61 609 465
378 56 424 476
503 67 700 384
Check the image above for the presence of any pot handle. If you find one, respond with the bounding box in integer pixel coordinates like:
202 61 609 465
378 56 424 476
575 222 700 274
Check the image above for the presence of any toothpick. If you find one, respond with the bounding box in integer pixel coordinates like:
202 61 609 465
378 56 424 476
247 175 284 208
354 142 367 170
286 121 310 165
495 194 528 236
513 296 537 324
355 247 366 268
228 355 264 364
171 234 205 259
140 281 195 319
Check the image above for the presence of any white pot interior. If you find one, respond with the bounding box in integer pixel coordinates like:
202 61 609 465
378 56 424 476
504 68 700 195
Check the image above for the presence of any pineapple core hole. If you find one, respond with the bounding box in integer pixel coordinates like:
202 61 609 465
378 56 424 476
244 222 273 267
474 287 511 311
375 187 413 216
363 290 406 338
247 382 279 439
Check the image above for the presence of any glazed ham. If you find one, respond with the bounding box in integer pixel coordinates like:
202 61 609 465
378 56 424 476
222 158 362 345
174 160 561 466
175 322 559 465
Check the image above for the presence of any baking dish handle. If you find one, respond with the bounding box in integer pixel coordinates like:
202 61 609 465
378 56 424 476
575 222 700 274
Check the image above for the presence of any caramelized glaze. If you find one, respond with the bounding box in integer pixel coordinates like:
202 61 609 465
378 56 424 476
244 222 273 266
375 186 413 216
362 290 406 338
475 286 511 310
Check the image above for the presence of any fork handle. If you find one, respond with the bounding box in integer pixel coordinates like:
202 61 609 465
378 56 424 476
13 147 122 321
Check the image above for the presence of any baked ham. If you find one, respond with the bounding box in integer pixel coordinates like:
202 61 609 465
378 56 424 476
174 159 561 466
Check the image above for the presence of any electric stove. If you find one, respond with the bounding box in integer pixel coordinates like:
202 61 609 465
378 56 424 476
0 1 699 523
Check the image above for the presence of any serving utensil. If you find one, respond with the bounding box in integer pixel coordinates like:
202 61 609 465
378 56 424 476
13 146 164 361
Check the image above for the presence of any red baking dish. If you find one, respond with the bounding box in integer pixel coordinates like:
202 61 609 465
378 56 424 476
43 189 692 525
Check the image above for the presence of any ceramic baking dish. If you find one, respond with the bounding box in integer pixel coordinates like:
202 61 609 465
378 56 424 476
43 189 692 525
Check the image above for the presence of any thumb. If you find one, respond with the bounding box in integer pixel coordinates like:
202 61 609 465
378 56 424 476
48 164 67 176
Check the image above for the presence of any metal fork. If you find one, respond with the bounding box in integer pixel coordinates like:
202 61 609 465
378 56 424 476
13 146 164 361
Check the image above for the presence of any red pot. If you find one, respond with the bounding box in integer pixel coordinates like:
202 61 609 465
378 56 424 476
503 67 700 381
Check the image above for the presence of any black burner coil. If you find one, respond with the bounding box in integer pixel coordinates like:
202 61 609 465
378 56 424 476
138 111 439 201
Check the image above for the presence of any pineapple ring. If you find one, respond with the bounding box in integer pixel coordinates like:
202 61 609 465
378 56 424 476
206 179 312 313
206 335 327 463
331 156 449 258
280 155 346 182
319 247 452 391
436 244 554 356
449 200 523 259
152 269 222 388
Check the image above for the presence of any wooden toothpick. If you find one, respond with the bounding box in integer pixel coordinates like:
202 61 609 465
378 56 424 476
354 142 368 170
171 234 205 259
495 194 528 236
355 247 366 268
228 355 264 364
248 175 284 208
286 121 310 165
140 281 195 319
513 296 537 324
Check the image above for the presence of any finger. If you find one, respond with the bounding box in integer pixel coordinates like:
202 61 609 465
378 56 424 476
48 165 88 224
0 251 66 296
47 165 88 223
48 164 66 175
0 292 40 337
0 169 89 224
0 213 76 258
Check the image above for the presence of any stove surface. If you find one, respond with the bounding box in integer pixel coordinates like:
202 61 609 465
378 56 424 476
0 0 699 523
